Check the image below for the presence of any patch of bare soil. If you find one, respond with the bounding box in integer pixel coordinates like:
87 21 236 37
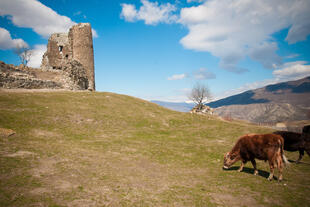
209 192 261 207
31 157 59 178
31 144 180 205
67 113 94 125
30 155 81 205
67 199 97 207
4 150 35 157
31 129 61 138
30 187 50 195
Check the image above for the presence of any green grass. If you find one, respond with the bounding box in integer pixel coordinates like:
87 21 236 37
0 91 309 206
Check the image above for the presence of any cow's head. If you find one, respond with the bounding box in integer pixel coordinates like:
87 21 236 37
302 125 310 134
301 128 310 142
223 152 239 169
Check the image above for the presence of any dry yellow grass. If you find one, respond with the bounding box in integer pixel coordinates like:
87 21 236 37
0 91 309 206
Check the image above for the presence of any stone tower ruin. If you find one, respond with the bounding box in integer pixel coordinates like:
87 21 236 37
41 23 95 90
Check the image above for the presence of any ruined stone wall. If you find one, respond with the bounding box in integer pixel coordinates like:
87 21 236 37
0 60 88 90
0 61 62 89
69 23 95 90
0 23 94 91
41 23 95 91
41 33 72 70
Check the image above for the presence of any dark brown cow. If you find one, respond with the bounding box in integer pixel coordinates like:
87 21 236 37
274 125 310 163
223 134 288 181
303 125 310 134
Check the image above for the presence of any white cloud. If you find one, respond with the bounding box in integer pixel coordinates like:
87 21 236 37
285 1 310 44
120 4 138 22
179 0 310 72
285 54 299 59
273 61 310 80
121 0 177 25
120 0 310 73
27 44 46 68
168 73 187 80
167 68 216 81
0 0 75 38
193 68 216 80
0 27 28 50
248 42 282 69
214 79 274 101
0 0 98 39
92 29 98 38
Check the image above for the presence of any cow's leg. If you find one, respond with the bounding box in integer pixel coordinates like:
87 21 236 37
238 161 246 172
278 164 283 181
268 161 275 181
250 159 258 175
296 150 304 163
277 155 283 181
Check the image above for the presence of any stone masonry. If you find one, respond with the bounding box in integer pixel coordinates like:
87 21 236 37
0 23 95 91
0 61 62 89
41 23 95 90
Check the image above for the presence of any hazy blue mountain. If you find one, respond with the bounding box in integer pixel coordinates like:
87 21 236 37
151 101 195 112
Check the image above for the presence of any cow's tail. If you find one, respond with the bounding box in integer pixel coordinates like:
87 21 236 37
282 154 289 166
280 139 289 167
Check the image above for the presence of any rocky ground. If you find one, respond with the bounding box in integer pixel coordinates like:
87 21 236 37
0 60 89 90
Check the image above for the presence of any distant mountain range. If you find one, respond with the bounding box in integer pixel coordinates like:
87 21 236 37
208 76 310 123
208 76 310 108
152 76 310 124
151 101 194 112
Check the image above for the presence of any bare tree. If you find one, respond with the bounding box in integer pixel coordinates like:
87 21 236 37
14 45 32 67
188 82 212 110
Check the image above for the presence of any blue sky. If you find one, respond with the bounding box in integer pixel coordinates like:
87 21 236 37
0 0 310 102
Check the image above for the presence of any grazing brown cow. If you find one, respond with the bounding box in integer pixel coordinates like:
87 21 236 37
274 125 310 163
223 134 288 181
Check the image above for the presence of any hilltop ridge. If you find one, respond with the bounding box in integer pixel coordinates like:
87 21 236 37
208 76 310 108
209 76 310 124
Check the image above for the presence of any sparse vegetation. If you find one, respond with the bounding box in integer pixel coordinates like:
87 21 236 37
188 82 212 110
0 91 309 206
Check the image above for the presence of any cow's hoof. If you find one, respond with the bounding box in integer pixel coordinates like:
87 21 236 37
254 170 258 176
237 169 242 172
267 177 273 181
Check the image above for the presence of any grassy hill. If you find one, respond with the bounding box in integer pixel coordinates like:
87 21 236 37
0 91 309 207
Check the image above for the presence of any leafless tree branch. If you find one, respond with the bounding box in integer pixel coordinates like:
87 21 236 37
188 82 212 110
14 45 32 67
